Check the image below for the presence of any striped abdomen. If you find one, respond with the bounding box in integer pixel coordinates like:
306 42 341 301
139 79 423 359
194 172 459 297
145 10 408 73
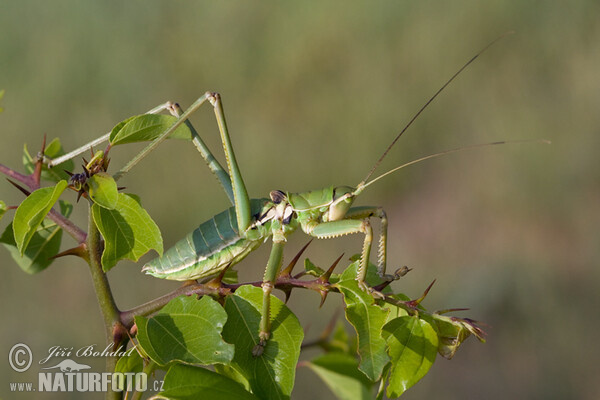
143 199 269 281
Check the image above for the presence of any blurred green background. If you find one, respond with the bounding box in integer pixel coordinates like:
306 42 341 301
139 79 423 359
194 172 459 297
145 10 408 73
1 1 598 399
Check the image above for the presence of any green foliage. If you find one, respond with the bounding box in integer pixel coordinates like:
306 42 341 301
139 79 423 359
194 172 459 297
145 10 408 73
135 296 234 366
305 353 374 400
1 220 63 274
87 172 118 209
12 180 67 255
114 351 144 392
382 315 438 397
109 114 192 146
1 200 71 274
91 192 163 271
222 286 304 400
336 278 390 381
158 364 259 400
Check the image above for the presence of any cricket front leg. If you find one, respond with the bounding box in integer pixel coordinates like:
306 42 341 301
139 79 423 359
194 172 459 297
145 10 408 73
253 240 285 357
306 219 379 296
345 206 410 282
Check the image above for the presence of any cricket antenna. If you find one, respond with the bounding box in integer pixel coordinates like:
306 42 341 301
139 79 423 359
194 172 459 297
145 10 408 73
359 31 515 187
355 139 550 194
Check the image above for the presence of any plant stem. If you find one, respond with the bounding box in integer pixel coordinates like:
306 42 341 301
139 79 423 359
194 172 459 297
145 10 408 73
86 206 123 400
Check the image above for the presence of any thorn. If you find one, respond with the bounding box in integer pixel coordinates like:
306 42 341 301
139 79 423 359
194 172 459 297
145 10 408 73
436 308 470 315
7 179 31 196
372 279 393 292
282 288 293 304
317 253 344 284
64 170 74 177
41 134 47 154
408 279 436 307
117 186 126 191
318 290 328 308
32 135 47 186
280 240 312 278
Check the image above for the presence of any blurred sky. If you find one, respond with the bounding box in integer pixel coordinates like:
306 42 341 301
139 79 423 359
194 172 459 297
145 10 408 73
1 1 599 399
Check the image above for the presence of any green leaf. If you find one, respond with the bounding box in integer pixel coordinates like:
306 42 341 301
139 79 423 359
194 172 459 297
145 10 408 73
382 316 438 397
222 285 304 400
13 181 67 255
336 272 390 382
157 364 258 400
92 193 163 271
87 172 118 209
1 220 63 274
109 114 192 146
135 296 234 367
0 200 6 221
432 313 484 359
214 364 251 392
58 200 73 218
23 139 74 182
305 353 373 400
114 350 144 392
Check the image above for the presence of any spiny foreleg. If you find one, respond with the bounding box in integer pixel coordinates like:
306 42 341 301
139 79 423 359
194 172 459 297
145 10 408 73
345 206 409 283
305 218 379 295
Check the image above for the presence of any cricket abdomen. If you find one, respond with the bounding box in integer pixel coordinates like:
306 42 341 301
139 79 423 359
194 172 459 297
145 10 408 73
142 199 269 281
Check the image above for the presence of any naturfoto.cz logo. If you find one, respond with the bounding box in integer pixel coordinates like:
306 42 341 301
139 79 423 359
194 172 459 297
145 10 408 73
7 343 162 394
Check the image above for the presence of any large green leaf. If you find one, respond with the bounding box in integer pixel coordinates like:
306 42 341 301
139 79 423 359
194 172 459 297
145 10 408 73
382 315 438 398
336 276 390 382
23 138 74 182
109 114 192 146
135 296 234 367
156 364 258 400
87 172 118 209
92 193 162 271
1 220 62 274
305 353 373 400
222 285 304 400
13 180 67 255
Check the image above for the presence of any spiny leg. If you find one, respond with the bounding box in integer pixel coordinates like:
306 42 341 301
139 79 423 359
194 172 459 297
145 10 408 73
345 206 409 282
305 219 378 295
253 239 286 357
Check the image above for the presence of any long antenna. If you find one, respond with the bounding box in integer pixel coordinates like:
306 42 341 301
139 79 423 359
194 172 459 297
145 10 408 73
359 31 514 186
355 139 550 194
